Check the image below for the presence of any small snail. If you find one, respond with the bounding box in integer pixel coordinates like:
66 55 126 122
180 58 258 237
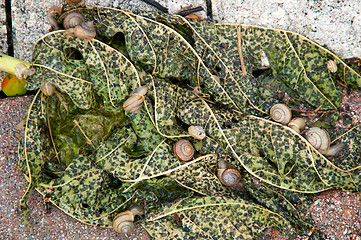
112 205 144 234
66 0 82 4
123 85 148 113
270 103 292 125
47 6 62 30
40 82 56 96
188 126 206 140
217 160 244 190
174 139 195 161
327 60 337 73
63 12 85 29
287 117 306 134
14 63 35 80
305 127 330 152
305 127 343 156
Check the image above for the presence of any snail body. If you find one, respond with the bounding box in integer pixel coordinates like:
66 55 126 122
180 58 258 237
47 6 62 30
112 205 144 234
287 117 306 134
217 160 243 190
327 60 337 73
270 103 292 124
188 126 206 140
123 85 148 113
174 139 195 161
74 21 96 40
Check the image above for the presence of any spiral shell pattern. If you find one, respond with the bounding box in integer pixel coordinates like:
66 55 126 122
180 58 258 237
305 127 330 152
174 139 194 161
63 12 85 29
220 168 242 187
270 103 292 124
112 211 135 234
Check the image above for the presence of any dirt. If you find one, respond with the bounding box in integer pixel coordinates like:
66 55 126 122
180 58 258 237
0 95 360 239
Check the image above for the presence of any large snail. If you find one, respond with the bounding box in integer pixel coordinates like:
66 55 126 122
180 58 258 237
174 139 195 162
217 160 244 190
112 205 145 234
270 103 292 125
188 126 206 140
63 12 96 40
305 127 343 156
123 85 148 113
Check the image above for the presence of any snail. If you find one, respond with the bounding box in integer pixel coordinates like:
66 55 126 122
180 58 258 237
188 126 206 140
217 160 244 190
74 21 96 40
270 103 292 125
63 12 85 29
14 63 35 80
66 0 82 4
64 18 96 40
174 139 195 161
287 117 306 134
47 6 61 30
112 205 145 234
40 82 56 96
123 85 148 113
327 60 337 73
305 127 343 156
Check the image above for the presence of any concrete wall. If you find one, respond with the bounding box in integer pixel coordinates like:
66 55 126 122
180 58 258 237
2 0 360 63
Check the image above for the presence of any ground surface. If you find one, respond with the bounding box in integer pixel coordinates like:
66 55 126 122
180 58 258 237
1 0 361 239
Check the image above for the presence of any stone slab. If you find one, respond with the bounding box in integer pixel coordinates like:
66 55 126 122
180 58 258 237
212 0 361 58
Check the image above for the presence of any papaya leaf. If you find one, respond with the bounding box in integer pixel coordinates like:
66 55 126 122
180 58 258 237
143 196 297 239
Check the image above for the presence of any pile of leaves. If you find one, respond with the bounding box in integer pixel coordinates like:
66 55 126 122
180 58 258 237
17 5 361 239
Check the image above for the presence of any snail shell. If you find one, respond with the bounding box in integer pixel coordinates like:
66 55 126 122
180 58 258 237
123 86 148 113
217 160 242 187
112 205 144 234
47 6 62 30
287 117 306 134
40 82 56 96
188 126 206 140
66 0 82 4
270 103 292 124
174 139 195 161
14 63 35 80
123 93 145 113
305 127 330 152
112 210 135 234
131 85 148 96
74 21 96 40
63 12 85 29
327 60 337 73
